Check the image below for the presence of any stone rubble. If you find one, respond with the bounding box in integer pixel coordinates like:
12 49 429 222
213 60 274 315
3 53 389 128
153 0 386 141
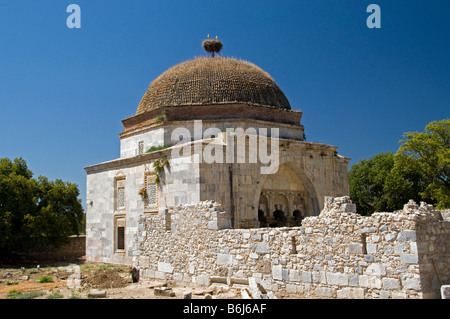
133 197 450 299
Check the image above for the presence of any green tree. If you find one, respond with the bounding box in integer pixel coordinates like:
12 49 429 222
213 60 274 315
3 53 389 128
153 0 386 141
349 152 428 216
0 157 84 255
396 119 450 208
350 153 393 215
349 119 449 215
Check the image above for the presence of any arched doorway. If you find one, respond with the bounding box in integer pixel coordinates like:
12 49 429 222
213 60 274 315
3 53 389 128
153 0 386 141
252 163 319 228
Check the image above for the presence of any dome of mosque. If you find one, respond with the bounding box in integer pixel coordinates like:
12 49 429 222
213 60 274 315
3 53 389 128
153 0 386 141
136 56 291 115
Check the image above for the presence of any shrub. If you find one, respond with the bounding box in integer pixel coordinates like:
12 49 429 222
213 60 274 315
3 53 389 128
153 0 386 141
46 290 63 299
38 275 53 283
7 290 45 299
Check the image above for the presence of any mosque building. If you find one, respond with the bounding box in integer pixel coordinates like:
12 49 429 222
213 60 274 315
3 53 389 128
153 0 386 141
84 38 350 264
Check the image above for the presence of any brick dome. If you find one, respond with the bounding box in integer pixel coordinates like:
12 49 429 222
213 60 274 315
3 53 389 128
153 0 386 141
136 57 291 115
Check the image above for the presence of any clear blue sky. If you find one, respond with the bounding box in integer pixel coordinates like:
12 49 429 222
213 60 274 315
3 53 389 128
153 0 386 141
1 1 449 209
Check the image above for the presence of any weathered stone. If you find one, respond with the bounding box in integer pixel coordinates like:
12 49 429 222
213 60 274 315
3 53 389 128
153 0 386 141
88 289 107 298
196 275 211 286
402 275 421 291
341 203 357 213
315 287 333 298
154 287 176 297
183 290 192 299
302 271 312 283
401 254 418 264
383 278 400 290
366 263 386 276
248 277 267 299
129 198 449 300
397 230 417 242
441 285 450 299
348 244 364 254
241 288 252 299
272 265 283 281
255 242 269 254
157 261 173 273
337 287 364 299
326 272 348 286
289 270 300 282
217 253 233 265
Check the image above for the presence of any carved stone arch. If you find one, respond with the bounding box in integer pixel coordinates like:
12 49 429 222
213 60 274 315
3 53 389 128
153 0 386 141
115 170 126 178
251 162 320 226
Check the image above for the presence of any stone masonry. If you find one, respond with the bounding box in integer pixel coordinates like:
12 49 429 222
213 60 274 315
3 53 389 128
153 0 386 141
132 197 449 299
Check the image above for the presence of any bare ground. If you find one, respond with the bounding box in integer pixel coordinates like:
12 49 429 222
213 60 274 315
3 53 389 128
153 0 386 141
0 260 312 300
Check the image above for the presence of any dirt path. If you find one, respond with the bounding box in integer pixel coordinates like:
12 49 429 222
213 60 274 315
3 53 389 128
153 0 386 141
0 261 246 299
0 261 314 299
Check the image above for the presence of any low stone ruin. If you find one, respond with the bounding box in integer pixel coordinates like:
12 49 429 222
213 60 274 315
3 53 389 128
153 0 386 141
132 197 449 299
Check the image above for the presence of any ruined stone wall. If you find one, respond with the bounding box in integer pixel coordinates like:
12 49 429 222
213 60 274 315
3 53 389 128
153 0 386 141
132 197 449 299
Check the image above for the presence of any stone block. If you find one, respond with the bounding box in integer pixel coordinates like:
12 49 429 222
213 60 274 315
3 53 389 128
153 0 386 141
196 275 211 286
256 242 269 254
359 275 382 289
217 253 233 265
158 261 174 273
88 289 107 298
183 290 192 299
289 270 300 282
173 273 183 282
367 244 377 254
326 272 348 286
154 287 175 297
286 284 297 293
342 203 357 213
348 243 364 254
402 275 421 291
349 274 359 287
282 269 289 281
383 278 400 290
315 287 333 298
248 277 267 299
392 291 407 299
249 253 258 259
366 263 386 276
302 271 312 283
155 271 166 279
337 287 364 299
385 232 397 242
441 285 450 299
401 254 418 264
272 265 283 281
241 288 252 299
397 230 417 242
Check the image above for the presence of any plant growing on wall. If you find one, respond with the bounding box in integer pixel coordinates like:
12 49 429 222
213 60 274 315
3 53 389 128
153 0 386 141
153 157 169 184
146 144 171 153
154 110 167 123
138 187 147 200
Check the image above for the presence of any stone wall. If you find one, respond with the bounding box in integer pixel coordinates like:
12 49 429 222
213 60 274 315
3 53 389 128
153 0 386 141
132 197 450 299
14 235 86 263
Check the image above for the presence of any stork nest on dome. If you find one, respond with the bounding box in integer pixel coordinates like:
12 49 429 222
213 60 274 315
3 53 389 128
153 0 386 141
202 35 223 57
